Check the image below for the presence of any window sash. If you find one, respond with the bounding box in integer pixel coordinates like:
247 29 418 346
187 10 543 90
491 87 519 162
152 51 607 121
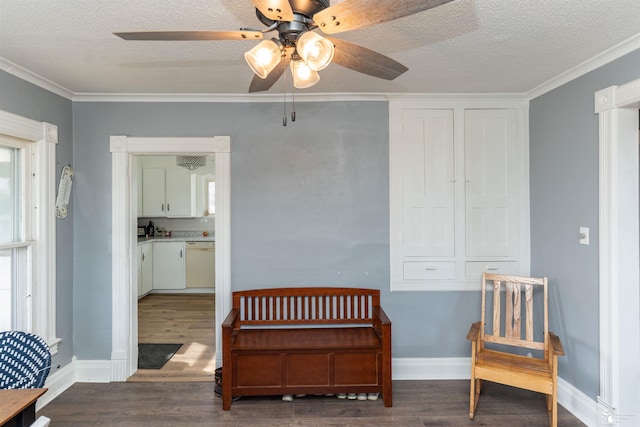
0 109 59 354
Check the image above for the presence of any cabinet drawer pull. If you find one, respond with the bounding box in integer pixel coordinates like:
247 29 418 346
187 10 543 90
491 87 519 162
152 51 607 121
424 266 437 271
167 203 170 212
161 203 164 212
486 266 499 271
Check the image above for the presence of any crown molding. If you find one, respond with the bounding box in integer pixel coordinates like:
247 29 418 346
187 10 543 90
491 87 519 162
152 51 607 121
527 32 640 100
0 57 74 100
71 92 389 103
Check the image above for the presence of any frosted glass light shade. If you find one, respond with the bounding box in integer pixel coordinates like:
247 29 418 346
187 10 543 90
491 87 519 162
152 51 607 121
296 31 334 71
290 60 320 89
244 40 281 79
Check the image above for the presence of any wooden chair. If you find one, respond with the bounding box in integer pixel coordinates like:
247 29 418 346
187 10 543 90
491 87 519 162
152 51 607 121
467 273 565 427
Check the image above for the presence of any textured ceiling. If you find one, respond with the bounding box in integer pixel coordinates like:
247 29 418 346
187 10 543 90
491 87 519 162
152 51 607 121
1 0 639 96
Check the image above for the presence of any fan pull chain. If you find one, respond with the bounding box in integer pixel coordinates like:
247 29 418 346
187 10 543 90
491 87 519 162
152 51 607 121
291 89 296 122
282 65 288 126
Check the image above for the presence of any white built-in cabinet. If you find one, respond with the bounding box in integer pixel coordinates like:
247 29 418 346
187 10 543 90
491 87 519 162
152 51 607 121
390 98 530 291
152 242 186 290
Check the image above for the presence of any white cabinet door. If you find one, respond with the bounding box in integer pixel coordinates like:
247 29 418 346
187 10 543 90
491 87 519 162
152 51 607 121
165 169 192 217
141 168 165 216
153 242 186 290
136 166 143 217
140 244 153 295
401 109 455 257
465 109 519 257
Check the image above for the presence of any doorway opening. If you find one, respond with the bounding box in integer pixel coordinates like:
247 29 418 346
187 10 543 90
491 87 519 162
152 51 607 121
129 154 217 381
110 136 231 381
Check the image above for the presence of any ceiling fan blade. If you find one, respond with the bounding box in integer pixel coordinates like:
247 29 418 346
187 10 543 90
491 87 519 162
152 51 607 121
248 54 291 93
114 30 263 41
251 0 294 21
327 37 408 80
314 0 454 34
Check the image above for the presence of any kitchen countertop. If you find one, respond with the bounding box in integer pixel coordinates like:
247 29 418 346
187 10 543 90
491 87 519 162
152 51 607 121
138 234 215 244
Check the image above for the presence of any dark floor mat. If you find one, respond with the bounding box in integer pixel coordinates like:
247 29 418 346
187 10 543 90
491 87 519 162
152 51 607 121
138 343 182 369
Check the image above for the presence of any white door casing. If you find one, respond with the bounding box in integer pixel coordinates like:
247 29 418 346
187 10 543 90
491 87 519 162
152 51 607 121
110 136 230 380
595 79 640 424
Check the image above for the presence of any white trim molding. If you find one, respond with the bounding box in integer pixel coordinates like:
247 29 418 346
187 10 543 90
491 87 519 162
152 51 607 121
529 32 640 100
0 109 61 354
594 79 640 425
110 136 231 381
393 357 470 380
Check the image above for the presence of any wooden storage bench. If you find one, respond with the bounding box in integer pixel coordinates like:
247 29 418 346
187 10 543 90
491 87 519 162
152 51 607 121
221 287 392 410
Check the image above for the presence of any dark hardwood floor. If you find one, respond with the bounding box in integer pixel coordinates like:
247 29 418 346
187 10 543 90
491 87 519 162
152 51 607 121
38 379 585 426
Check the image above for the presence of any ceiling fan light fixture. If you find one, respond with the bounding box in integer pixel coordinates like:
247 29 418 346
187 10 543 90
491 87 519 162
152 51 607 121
296 31 334 71
244 39 282 79
290 60 320 89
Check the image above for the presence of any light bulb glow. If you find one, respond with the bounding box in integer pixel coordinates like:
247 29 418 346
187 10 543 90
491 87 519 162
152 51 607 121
244 40 281 79
290 60 320 89
296 32 334 71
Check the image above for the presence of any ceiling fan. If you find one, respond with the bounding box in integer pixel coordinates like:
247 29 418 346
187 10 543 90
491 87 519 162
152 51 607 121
115 0 453 92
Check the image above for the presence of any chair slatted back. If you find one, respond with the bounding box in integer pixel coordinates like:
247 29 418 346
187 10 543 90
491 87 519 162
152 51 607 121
481 273 548 355
232 287 380 326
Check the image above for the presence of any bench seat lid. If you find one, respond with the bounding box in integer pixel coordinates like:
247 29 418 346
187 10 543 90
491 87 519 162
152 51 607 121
233 327 381 351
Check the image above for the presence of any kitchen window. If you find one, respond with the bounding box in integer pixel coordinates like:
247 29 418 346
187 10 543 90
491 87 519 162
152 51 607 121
207 180 215 215
0 110 60 353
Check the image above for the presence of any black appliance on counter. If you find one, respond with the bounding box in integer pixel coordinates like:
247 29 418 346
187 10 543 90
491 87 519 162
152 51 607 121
146 221 154 237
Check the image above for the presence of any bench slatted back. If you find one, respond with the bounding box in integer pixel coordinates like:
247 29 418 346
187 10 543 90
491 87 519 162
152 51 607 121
481 273 548 354
232 287 380 326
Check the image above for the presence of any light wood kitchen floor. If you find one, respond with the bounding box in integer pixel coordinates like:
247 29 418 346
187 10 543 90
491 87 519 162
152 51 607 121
39 380 585 426
128 293 216 382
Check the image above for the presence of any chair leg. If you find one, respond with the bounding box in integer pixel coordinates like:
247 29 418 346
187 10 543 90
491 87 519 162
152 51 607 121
469 378 481 419
469 376 475 419
550 389 558 427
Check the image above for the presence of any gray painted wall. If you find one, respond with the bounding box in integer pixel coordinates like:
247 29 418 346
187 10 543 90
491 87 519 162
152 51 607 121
0 70 74 374
8 44 640 401
72 100 482 360
530 48 640 398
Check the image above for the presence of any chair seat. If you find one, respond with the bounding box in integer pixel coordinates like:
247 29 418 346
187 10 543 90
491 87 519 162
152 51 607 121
475 349 553 395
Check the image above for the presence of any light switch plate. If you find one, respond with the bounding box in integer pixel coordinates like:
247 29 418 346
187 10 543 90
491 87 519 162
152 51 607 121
579 227 590 245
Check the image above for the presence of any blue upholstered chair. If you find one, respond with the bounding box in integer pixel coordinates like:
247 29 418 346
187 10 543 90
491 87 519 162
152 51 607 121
0 331 51 389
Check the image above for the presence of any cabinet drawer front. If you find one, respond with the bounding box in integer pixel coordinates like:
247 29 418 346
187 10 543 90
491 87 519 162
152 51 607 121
465 261 518 281
403 261 456 280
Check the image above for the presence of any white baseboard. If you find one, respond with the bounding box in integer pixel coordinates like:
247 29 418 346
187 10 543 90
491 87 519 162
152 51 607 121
37 358 76 410
75 359 112 383
393 357 470 380
558 377 597 427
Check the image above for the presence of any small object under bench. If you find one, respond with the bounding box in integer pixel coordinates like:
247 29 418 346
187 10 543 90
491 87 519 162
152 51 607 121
221 287 392 410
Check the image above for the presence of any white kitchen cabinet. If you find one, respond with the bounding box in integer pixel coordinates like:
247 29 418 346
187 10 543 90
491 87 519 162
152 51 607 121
137 166 143 217
152 242 186 290
141 168 166 217
390 99 529 291
139 243 153 296
165 169 192 217
140 167 202 218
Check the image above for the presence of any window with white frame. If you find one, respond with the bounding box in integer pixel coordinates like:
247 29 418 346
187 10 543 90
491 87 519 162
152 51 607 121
0 137 30 330
0 110 60 354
